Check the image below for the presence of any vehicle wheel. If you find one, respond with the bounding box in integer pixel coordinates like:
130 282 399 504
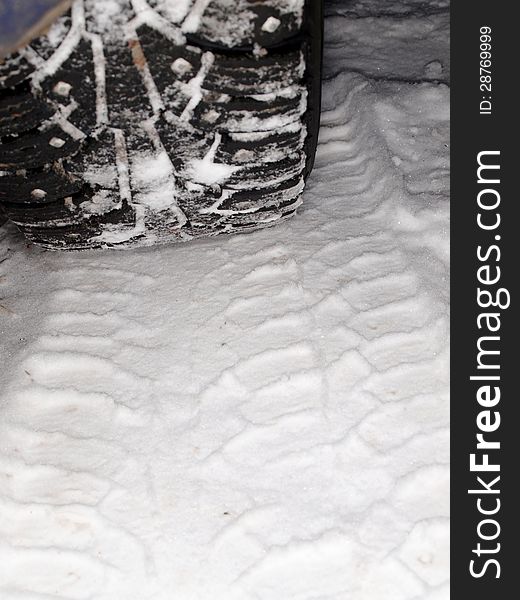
0 0 322 249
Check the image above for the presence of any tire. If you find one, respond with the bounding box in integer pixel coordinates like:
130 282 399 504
0 0 322 250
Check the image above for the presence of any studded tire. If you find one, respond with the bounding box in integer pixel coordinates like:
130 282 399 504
0 0 322 250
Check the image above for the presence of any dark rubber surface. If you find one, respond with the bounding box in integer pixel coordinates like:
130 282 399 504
0 0 322 250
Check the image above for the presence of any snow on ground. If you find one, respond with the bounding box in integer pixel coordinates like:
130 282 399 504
0 1 449 598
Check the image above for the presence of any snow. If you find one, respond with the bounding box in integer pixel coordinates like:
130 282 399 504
187 133 241 186
181 0 214 33
0 1 449 598
131 152 176 210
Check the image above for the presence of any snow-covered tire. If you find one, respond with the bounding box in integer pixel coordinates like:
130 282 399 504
0 0 322 250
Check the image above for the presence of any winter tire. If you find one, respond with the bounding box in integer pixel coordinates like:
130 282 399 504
0 0 322 249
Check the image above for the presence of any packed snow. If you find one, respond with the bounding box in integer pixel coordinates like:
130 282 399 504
0 1 449 598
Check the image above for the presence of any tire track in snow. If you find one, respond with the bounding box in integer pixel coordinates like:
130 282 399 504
0 10 449 599
1 255 164 597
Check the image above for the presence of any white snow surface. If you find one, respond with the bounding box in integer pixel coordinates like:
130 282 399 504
0 2 449 598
